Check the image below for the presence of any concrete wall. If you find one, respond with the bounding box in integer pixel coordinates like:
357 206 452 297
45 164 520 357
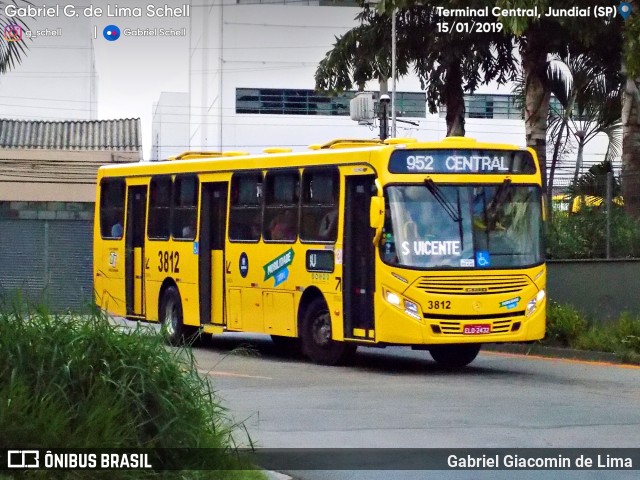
547 259 640 321
0 149 140 202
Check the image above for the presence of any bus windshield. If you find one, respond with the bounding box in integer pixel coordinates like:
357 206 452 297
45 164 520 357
381 184 543 269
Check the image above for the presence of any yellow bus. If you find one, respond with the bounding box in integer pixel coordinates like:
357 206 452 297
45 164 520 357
94 136 546 368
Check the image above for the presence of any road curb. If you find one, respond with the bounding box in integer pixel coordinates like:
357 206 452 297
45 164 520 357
264 471 293 480
484 343 629 364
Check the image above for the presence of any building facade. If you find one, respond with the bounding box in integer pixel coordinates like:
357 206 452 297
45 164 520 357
0 118 141 310
151 92 190 161
187 1 616 184
0 12 97 121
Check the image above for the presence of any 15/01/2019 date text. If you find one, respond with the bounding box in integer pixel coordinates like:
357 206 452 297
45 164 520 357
437 21 503 33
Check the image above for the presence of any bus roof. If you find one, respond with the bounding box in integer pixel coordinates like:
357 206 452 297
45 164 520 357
98 137 536 179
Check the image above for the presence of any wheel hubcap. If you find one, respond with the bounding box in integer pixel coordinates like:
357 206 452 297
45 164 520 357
312 312 331 347
164 298 177 337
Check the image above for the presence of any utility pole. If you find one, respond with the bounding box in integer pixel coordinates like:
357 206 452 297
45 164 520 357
379 94 390 141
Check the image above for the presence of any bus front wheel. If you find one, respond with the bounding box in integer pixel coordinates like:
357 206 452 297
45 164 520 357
160 286 198 346
301 298 355 366
429 344 481 369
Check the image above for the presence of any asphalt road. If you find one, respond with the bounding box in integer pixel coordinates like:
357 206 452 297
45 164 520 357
189 333 640 480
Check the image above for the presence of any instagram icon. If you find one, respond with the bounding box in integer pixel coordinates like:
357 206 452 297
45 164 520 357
3 24 23 42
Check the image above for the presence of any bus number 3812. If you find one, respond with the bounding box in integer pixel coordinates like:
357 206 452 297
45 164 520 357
158 251 180 273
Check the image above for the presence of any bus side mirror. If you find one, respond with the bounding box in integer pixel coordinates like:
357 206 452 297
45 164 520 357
370 196 384 244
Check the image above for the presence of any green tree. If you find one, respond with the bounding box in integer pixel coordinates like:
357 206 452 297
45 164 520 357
543 54 622 197
315 1 518 137
621 0 640 218
0 3 29 74
497 0 622 189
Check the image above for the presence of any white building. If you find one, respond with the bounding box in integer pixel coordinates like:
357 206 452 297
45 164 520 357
151 92 190 161
188 1 616 185
0 11 97 121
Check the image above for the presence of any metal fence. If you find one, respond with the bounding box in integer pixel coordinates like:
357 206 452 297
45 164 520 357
0 219 93 311
545 169 640 259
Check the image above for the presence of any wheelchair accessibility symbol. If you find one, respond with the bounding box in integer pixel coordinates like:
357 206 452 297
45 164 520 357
475 250 491 268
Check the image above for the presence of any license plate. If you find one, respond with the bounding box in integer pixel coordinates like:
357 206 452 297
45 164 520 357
463 324 491 335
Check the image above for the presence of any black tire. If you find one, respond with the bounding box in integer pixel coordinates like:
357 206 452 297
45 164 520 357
301 298 356 366
159 286 199 346
429 344 481 369
270 335 301 356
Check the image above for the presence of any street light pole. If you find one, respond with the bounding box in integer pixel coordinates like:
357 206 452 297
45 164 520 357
391 7 397 138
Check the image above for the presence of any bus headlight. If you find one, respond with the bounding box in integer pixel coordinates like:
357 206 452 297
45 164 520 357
526 289 545 317
385 290 401 306
383 288 422 320
403 299 421 320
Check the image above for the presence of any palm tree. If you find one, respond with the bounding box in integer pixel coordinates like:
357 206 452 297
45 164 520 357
315 2 518 137
545 54 623 198
570 160 621 201
497 0 622 190
0 4 29 74
621 0 640 218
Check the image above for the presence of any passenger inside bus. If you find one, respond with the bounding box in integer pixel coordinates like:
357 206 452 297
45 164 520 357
317 209 337 240
111 222 123 238
269 210 296 241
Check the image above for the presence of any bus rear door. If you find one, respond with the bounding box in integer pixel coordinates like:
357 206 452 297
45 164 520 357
198 182 228 326
125 185 147 317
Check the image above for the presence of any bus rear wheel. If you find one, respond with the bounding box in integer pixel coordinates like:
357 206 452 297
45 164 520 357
301 298 355 366
160 286 199 346
429 344 481 369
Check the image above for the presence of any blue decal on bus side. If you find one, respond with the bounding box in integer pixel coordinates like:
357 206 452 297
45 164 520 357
239 252 249 278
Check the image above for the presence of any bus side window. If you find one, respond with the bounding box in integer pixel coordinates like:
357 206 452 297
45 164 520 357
300 168 339 242
148 176 172 240
263 170 299 242
172 175 199 240
100 178 125 240
229 172 263 242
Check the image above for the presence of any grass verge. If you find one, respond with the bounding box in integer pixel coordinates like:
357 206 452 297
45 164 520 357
0 298 265 479
544 301 640 364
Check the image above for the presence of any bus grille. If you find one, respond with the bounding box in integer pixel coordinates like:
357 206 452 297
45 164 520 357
436 318 516 335
416 275 530 295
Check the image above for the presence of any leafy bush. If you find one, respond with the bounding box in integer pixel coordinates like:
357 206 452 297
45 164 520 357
545 301 587 347
547 206 640 259
0 299 263 479
544 302 640 363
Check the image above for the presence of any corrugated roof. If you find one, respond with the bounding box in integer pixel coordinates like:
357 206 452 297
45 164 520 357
0 118 142 151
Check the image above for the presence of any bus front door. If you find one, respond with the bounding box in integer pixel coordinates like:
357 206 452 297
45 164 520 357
343 175 376 340
199 182 228 326
125 185 147 317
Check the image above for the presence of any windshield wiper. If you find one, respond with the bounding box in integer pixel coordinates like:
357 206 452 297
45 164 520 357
487 178 512 216
424 179 461 223
424 179 464 250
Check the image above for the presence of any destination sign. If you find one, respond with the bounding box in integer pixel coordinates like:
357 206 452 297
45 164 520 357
389 149 537 174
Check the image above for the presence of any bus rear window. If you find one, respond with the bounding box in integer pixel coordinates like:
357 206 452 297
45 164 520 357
148 176 172 240
100 179 125 239
172 175 199 240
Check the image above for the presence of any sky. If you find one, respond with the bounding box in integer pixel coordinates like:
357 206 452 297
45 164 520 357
91 0 189 158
